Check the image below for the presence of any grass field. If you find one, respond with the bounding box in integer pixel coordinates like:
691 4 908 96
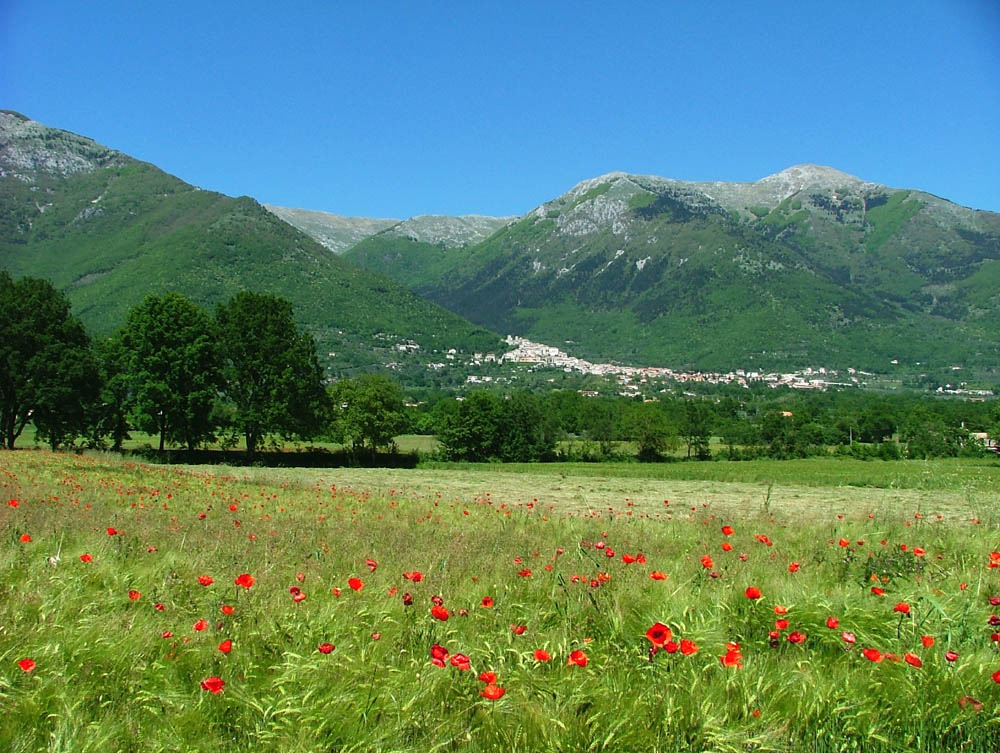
2 449 1000 752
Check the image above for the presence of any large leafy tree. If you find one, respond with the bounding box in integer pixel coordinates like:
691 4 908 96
0 272 97 449
215 291 327 458
330 373 408 458
122 292 221 452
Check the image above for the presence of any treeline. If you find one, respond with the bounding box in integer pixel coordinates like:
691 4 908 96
1 273 406 459
421 386 1000 462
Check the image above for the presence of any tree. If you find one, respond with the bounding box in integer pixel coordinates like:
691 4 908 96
331 373 407 457
0 272 97 449
437 390 556 462
216 292 327 458
680 400 714 459
122 292 221 452
92 332 132 452
624 401 678 461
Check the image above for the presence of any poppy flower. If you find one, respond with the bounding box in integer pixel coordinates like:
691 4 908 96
234 573 255 589
221 604 235 616
773 605 788 616
649 571 668 580
745 587 762 600
431 594 444 607
664 640 679 654
479 671 497 683
107 527 117 536
518 568 533 578
481 596 494 608
775 619 789 631
511 624 527 635
838 538 850 547
871 587 885 596
80 553 93 563
293 591 306 603
19 534 31 543
826 616 839 629
993 668 1000 684
842 632 856 644
567 650 588 667
348 577 363 592
450 653 471 671
8 499 18 507
701 555 714 570
645 622 673 647
431 605 449 621
365 558 378 572
788 562 800 573
154 603 165 612
893 602 910 615
721 525 734 536
161 631 173 639
721 542 733 552
318 642 335 654
533 649 551 662
218 639 233 654
197 575 214 586
787 631 806 644
862 648 883 663
402 592 413 606
959 695 984 710
945 650 958 662
430 644 449 667
680 639 698 656
904 652 922 668
18 658 36 673
194 619 208 632
128 589 141 601
403 571 424 582
720 647 743 668
200 676 225 694
621 553 636 564
480 684 505 700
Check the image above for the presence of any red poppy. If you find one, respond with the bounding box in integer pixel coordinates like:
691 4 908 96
218 639 233 654
534 649 551 662
745 587 762 600
842 632 856 644
904 652 922 668
862 648 883 663
680 639 698 656
775 619 789 631
221 604 234 615
430 644 449 667
567 650 588 667
788 562 801 573
645 622 673 647
365 558 378 572
318 642 335 654
450 653 471 671
154 603 165 611
18 658 36 673
348 577 364 592
161 631 172 639
234 573 255 589
787 631 806 644
293 591 306 603
826 616 839 629
402 592 413 606
664 640 679 654
720 542 733 552
621 553 636 564
431 594 444 606
80 553 93 563
721 525 734 536
701 554 714 569
773 605 788 615
403 571 424 582
197 575 214 586
7 499 18 507
19 534 30 543
720 647 743 668
431 605 449 621
838 538 850 547
128 589 141 601
893 602 910 615
649 571 668 580
480 683 505 700
518 568 533 578
107 527 117 536
993 668 1000 684
194 619 208 632
945 650 958 662
871 587 885 596
481 596 494 608
201 676 225 694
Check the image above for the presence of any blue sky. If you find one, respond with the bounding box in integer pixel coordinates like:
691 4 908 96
3 1 999 217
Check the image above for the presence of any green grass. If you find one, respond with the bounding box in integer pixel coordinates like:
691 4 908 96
2 449 1000 751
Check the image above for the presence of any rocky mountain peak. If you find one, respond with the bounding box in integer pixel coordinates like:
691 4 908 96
0 111 132 180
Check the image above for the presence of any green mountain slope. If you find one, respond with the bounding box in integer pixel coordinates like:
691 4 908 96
0 111 500 374
343 167 1000 373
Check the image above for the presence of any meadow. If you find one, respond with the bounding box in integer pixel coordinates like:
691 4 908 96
2 449 1000 752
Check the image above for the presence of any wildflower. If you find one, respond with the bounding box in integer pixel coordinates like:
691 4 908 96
479 671 496 683
430 644 449 667
18 658 36 673
480 684 505 700
80 553 93 563
567 650 588 667
649 571 668 580
826 616 839 629
788 562 801 573
721 525 734 536
194 619 208 632
893 602 910 615
921 635 935 648
234 573 255 589
645 622 673 647
128 589 141 601
842 632 856 644
197 575 214 586
701 555 714 569
365 558 378 572
19 534 31 543
481 596 494 608
945 650 958 662
518 568 532 578
533 649 551 662
221 604 235 615
787 631 806 644
862 648 883 663
680 639 699 656
348 577 363 592
903 653 922 668
218 639 233 654
721 644 743 668
745 587 762 600
721 541 733 552
431 605 449 621
318 643 335 654
200 676 225 694
451 653 471 671
511 624 527 635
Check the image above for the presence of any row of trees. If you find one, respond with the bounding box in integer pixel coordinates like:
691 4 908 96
1 273 406 458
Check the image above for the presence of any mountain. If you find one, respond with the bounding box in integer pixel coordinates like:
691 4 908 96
341 165 1000 374
262 205 399 254
0 111 501 375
